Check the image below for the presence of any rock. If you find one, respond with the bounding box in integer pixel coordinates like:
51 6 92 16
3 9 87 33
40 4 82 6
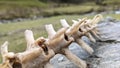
101 16 117 23
69 42 90 59
50 54 79 68
115 10 120 14
98 20 120 41
50 42 91 68
50 17 120 68
87 43 120 68
87 18 120 68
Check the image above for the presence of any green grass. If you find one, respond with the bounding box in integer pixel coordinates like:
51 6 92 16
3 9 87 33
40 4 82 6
101 0 120 11
0 0 119 19
0 0 47 12
0 15 92 33
0 0 47 7
104 14 120 20
0 14 120 63
42 4 102 16
0 1 107 19
103 0 120 5
0 0 48 19
0 15 90 63
0 0 120 63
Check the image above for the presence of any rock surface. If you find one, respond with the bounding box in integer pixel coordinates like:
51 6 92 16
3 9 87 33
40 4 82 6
50 17 120 68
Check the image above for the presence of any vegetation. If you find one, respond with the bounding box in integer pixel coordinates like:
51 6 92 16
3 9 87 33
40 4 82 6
103 0 120 5
43 5 94 16
0 14 120 63
0 15 82 63
0 0 48 20
0 0 119 19
0 0 120 63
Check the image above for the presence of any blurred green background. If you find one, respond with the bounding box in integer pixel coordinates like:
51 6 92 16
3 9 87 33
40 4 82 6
0 0 120 63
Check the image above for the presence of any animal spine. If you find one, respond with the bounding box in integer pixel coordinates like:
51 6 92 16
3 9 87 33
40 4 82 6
0 14 102 68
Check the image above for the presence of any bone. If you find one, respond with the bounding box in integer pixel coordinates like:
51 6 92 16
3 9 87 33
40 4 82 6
72 19 79 24
85 33 96 43
15 30 55 68
84 18 101 40
90 30 101 39
1 41 8 56
1 30 55 68
0 15 102 68
0 60 12 68
79 23 97 43
45 26 74 52
16 47 42 63
51 28 67 40
91 14 103 25
87 15 101 40
85 20 99 35
25 30 35 50
60 19 70 28
78 19 81 22
44 62 54 68
62 48 87 68
45 24 56 39
60 18 95 54
1 41 15 64
89 24 101 40
2 52 15 64
80 26 87 32
20 42 55 68
94 28 100 34
46 33 70 52
76 39 94 54
60 18 87 36
66 18 87 36
45 24 67 40
1 41 9 63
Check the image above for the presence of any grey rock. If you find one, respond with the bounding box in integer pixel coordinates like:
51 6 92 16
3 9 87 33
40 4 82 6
50 17 120 68
87 19 120 68
88 43 120 68
50 54 79 68
98 21 120 41
115 10 120 14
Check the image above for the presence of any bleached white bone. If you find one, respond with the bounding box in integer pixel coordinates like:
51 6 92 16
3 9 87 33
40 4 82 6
60 19 70 28
72 19 79 24
62 48 87 68
45 24 56 39
91 14 103 25
85 33 96 43
66 18 87 36
25 30 35 50
76 39 94 54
